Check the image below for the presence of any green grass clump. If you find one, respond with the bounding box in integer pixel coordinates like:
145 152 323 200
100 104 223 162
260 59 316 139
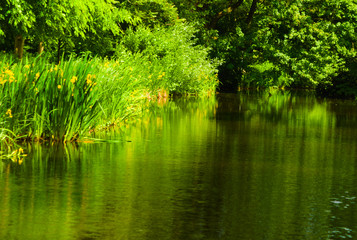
0 54 100 142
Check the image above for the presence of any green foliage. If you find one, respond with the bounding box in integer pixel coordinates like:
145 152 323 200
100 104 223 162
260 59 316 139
2 0 36 34
117 23 220 94
169 0 257 91
0 53 143 142
0 127 26 162
243 0 357 88
0 54 101 141
92 54 158 126
316 59 357 99
0 0 181 57
171 0 250 28
119 0 179 27
170 0 357 95
0 42 218 143
2 0 356 97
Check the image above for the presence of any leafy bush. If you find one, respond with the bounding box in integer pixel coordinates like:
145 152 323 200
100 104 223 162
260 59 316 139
116 23 220 95
240 0 357 89
316 58 357 99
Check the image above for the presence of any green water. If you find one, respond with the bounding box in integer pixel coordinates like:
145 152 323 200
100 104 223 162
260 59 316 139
1 91 357 240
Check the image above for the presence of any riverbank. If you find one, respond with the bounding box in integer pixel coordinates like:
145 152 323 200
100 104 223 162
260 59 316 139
0 51 218 160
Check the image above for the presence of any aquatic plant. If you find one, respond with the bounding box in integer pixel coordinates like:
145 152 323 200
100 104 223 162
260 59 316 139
0 127 26 163
0 54 101 142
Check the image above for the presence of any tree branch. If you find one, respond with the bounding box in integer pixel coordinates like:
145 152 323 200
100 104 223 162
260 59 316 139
246 0 258 27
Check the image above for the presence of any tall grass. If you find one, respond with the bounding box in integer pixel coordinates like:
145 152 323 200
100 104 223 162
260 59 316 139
0 54 100 142
0 127 26 163
93 53 156 128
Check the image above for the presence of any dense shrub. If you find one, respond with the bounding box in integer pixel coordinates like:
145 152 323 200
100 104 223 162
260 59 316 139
116 23 220 95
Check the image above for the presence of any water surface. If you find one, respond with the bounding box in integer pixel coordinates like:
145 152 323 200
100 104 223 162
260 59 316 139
1 91 357 239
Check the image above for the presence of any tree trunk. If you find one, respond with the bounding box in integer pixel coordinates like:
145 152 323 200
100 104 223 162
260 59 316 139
38 42 44 55
14 35 25 59
246 0 259 27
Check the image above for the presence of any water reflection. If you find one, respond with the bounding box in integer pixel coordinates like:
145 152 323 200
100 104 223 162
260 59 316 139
1 91 357 239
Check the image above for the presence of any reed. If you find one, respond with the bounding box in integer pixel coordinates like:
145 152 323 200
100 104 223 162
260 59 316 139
0 54 100 142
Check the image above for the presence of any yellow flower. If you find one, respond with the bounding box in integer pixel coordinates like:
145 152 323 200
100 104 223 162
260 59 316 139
130 67 133 71
6 109 13 118
86 74 92 85
25 65 30 69
70 76 77 84
35 72 40 79
19 148 24 154
4 69 14 76
58 85 62 89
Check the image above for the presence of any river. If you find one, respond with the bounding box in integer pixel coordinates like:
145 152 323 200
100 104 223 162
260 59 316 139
1 90 357 239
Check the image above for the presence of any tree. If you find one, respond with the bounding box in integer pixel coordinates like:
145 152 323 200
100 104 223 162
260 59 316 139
171 0 357 95
169 0 260 91
242 0 357 89
74 0 179 57
0 0 37 58
0 0 179 59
